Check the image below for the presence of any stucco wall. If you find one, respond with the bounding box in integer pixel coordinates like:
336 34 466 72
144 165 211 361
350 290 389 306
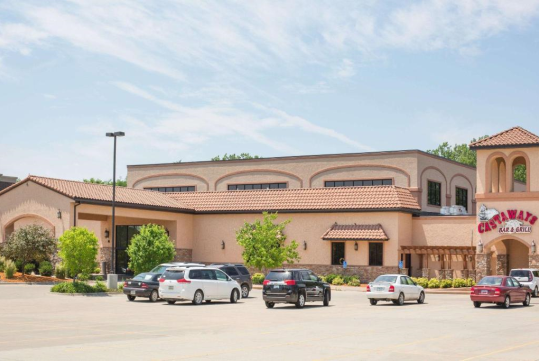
412 216 476 247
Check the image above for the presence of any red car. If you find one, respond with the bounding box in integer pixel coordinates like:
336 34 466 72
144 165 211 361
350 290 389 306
471 276 532 308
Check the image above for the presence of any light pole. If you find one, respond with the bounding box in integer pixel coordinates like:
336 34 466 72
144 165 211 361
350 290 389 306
106 131 125 275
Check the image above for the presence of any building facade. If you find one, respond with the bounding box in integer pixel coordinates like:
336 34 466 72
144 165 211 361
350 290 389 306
0 126 537 282
0 174 17 192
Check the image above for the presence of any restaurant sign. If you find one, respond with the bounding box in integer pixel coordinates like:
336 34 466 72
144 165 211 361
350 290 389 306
478 204 536 234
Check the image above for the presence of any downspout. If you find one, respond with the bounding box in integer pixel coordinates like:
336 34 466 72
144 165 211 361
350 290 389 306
73 202 81 227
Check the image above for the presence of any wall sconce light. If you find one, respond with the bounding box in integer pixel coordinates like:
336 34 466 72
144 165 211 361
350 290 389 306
354 242 358 251
477 239 483 254
104 229 110 239
165 228 170 236
532 240 536 254
303 241 307 250
57 209 62 219
221 240 225 250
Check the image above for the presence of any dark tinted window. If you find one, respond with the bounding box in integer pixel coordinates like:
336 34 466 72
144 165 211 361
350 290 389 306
300 271 310 280
146 186 195 193
331 242 345 265
189 269 202 279
510 270 532 281
200 270 217 280
237 266 250 275
369 243 383 266
456 187 468 211
223 267 239 276
428 181 442 206
228 183 287 190
266 271 292 281
162 271 185 280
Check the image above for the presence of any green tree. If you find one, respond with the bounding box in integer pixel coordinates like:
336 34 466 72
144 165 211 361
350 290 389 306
58 227 99 277
1 225 57 274
83 177 128 187
236 212 300 273
127 224 176 274
211 153 261 161
514 164 527 183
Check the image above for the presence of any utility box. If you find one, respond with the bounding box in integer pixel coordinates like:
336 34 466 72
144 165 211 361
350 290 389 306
107 274 118 290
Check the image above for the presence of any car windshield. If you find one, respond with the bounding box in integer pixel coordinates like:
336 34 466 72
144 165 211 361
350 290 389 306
510 270 531 281
373 275 398 283
478 277 503 286
150 265 168 274
266 271 292 281
161 270 185 280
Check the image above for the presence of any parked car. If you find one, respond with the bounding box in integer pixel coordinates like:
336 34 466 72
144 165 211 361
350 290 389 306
471 276 532 308
509 269 539 297
149 262 205 274
262 269 331 309
366 274 425 306
158 267 241 305
123 273 161 302
210 264 252 298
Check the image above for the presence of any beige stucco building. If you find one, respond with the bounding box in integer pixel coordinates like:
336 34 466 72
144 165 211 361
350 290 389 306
1 126 538 282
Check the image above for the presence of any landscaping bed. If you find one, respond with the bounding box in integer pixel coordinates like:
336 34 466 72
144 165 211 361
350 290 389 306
0 272 70 284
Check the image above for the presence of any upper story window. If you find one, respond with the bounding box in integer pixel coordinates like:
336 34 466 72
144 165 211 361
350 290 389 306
427 181 441 206
325 179 392 187
146 186 195 193
455 187 468 211
228 183 287 190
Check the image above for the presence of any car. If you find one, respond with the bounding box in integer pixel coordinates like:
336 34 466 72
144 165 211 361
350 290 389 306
509 269 539 297
149 262 205 274
123 272 161 302
366 274 425 306
262 269 331 309
158 267 241 305
210 264 252 298
471 276 532 308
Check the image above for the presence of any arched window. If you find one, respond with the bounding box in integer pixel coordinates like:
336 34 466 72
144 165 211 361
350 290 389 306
511 156 527 192
490 157 507 193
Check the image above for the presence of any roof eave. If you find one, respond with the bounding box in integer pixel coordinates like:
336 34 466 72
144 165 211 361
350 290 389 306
470 143 539 151
74 198 195 214
190 207 420 214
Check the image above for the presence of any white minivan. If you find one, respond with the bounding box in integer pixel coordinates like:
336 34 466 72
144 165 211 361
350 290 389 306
509 269 539 297
159 267 242 305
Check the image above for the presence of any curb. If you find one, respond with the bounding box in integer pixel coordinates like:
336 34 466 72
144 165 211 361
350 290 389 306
0 282 64 285
50 292 122 297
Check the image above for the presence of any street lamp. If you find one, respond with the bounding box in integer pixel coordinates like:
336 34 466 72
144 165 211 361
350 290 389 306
106 131 125 275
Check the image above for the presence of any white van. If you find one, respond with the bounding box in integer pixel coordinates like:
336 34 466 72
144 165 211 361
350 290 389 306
159 267 241 305
509 269 539 297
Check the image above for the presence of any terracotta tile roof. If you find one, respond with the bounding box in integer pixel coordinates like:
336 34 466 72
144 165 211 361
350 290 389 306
14 176 193 212
470 127 539 149
321 223 388 241
168 186 421 213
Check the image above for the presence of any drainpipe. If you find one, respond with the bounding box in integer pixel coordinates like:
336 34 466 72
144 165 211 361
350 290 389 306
73 202 81 227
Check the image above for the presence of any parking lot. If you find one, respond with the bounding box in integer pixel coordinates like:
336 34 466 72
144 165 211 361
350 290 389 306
1 285 539 361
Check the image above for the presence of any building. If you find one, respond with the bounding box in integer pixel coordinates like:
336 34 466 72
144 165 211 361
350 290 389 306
0 126 537 282
0 174 17 192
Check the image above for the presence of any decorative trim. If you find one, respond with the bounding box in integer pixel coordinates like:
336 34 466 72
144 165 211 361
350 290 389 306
132 173 210 190
214 169 303 189
309 164 411 188
2 213 56 240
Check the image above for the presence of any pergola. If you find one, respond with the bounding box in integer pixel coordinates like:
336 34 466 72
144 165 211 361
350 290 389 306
400 246 476 271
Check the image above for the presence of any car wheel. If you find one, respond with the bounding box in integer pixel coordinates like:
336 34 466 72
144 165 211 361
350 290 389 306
166 300 176 305
295 292 306 308
230 289 239 303
192 290 204 305
417 292 425 304
369 299 378 306
149 290 158 303
323 291 330 306
533 287 538 298
241 284 250 298
265 301 275 308
523 293 531 307
397 293 405 306
473 301 481 308
127 295 136 301
502 296 510 309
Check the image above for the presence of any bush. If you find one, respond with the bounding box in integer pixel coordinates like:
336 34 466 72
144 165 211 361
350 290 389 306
39 261 53 276
466 278 476 287
252 273 265 285
24 263 35 275
58 227 99 277
343 275 359 284
55 264 66 279
427 278 441 288
331 276 344 286
452 278 467 288
347 279 361 287
95 276 104 282
126 224 176 274
118 283 124 291
50 281 101 294
0 256 5 272
94 267 102 274
94 281 108 293
319 275 327 283
4 260 16 279
440 279 453 288
15 260 23 272
413 277 429 288
77 273 90 282
324 274 339 284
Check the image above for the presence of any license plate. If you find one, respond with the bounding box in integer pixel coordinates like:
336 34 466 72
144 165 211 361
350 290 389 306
481 290 488 294
168 286 174 290
376 287 384 291
130 290 136 295
272 285 280 289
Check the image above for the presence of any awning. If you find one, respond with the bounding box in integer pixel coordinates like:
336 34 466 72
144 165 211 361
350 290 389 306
321 223 388 241
400 246 476 255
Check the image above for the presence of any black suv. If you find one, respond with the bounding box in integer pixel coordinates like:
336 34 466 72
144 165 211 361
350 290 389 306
210 264 253 298
262 269 331 308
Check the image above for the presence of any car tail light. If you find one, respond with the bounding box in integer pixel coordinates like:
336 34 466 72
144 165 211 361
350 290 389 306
263 280 271 285
123 281 128 287
159 278 165 283
470 287 475 294
141 283 148 288
494 288 501 295
366 285 371 292
284 280 296 286
388 285 395 292
177 278 191 283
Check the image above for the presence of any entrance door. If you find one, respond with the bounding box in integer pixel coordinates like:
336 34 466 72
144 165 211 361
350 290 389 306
115 225 141 274
405 254 412 276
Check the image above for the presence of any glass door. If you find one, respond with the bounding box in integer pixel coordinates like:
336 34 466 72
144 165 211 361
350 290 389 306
115 225 140 274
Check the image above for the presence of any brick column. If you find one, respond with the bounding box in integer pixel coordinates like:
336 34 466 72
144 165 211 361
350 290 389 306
529 254 539 268
443 269 454 280
421 268 430 278
98 247 113 274
468 270 477 281
496 254 508 275
475 252 491 281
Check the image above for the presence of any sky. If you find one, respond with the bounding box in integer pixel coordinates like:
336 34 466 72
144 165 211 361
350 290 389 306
1 0 539 181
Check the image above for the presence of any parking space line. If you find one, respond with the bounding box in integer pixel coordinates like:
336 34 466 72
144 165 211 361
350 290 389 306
459 340 539 361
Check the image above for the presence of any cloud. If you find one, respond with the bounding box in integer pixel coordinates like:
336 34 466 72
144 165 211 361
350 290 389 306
332 59 356 79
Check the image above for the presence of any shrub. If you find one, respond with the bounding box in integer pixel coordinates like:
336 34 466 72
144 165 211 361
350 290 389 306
332 276 344 286
95 276 104 282
319 275 327 283
347 279 361 287
427 278 441 288
324 274 339 284
15 260 23 272
4 260 16 279
252 273 265 285
24 263 35 275
126 224 176 274
343 275 359 284
452 278 467 288
39 261 53 276
413 277 429 288
466 278 476 287
51 281 96 294
0 256 5 272
94 281 108 293
77 273 90 282
440 279 453 288
58 227 99 277
55 264 66 279
94 267 102 274
118 283 124 291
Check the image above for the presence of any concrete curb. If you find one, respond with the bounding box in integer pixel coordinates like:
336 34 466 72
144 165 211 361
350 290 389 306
0 282 64 285
50 292 122 297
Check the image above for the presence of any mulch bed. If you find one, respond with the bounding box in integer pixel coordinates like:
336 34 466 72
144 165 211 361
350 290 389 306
0 272 72 283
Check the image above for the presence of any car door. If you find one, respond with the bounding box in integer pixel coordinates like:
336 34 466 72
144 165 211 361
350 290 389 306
505 277 520 302
214 269 233 299
511 277 527 301
399 276 411 299
198 269 216 299
300 270 316 300
403 276 418 299
222 266 242 284
309 272 324 300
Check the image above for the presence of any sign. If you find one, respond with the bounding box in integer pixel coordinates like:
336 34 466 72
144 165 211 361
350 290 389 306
477 204 536 235
342 260 347 269
398 261 403 269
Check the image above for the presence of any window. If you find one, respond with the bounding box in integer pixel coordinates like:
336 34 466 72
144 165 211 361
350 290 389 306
228 183 287 190
331 243 345 265
237 266 250 275
300 271 311 281
146 186 195 193
222 267 239 276
369 243 383 266
162 270 185 280
325 179 392 187
455 187 468 211
215 270 228 281
427 181 442 206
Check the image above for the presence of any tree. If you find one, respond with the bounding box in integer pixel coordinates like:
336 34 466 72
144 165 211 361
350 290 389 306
211 153 261 161
83 177 127 187
1 225 56 274
127 224 176 274
58 227 99 277
236 212 300 273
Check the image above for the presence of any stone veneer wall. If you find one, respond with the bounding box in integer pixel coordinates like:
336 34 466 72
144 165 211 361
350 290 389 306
496 254 508 275
475 252 491 281
529 254 539 268
98 247 113 274
174 248 193 262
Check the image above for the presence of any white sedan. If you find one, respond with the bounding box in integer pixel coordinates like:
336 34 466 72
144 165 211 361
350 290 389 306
366 274 425 306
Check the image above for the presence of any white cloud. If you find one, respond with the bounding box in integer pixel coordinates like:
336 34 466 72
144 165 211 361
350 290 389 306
333 59 356 79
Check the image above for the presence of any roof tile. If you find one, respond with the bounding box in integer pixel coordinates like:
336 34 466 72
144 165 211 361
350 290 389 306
321 223 389 241
470 127 539 149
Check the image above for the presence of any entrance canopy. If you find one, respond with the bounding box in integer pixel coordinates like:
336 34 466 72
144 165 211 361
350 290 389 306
400 245 475 255
321 223 388 241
